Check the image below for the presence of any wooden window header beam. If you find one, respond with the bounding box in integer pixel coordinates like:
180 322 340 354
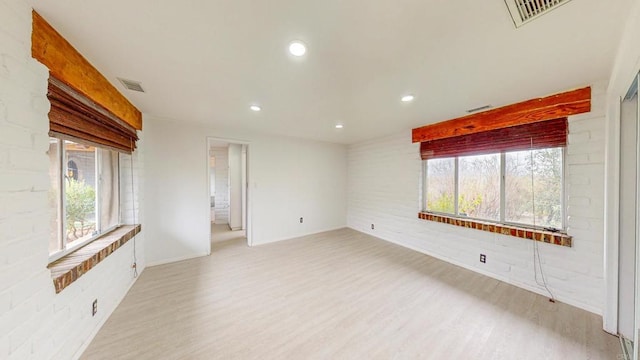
412 87 591 143
31 11 142 131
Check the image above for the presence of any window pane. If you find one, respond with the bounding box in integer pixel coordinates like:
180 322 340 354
425 158 455 214
458 154 500 221
64 141 97 244
100 149 119 231
505 148 563 229
48 138 61 254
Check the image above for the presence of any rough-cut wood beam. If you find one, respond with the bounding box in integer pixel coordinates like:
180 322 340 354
412 87 591 143
31 11 142 130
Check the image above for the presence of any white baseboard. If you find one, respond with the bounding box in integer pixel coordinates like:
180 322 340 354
348 226 602 316
251 226 348 246
146 252 210 267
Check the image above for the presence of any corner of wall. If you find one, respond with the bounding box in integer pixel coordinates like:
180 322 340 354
0 2 147 358
347 87 608 315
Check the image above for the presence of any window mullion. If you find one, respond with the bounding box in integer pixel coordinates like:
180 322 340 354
422 160 428 212
96 148 101 235
454 157 459 215
500 152 506 223
562 147 567 230
60 141 67 251
117 153 122 226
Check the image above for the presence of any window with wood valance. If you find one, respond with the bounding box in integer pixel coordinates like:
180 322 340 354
420 117 568 160
412 87 593 246
47 77 138 153
32 10 141 153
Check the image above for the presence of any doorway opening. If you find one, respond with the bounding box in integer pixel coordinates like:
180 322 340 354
208 138 250 249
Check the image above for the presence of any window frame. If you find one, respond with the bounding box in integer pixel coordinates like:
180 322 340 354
48 137 122 263
422 147 567 232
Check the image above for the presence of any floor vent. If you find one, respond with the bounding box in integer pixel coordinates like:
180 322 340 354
117 78 145 93
505 0 573 27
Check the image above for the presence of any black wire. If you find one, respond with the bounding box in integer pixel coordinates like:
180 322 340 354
529 140 555 302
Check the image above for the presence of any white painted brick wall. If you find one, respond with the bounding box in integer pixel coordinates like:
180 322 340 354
0 2 146 359
211 147 229 224
348 84 608 315
120 132 146 271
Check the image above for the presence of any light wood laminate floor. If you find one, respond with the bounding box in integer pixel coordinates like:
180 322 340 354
211 223 246 244
81 228 621 359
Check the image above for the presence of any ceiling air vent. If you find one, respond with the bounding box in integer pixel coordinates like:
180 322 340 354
504 0 573 28
467 105 492 113
117 78 145 93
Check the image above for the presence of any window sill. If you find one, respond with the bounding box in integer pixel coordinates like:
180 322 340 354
418 212 571 247
48 225 141 293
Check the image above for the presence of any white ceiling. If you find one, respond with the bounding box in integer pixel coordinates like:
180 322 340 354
32 0 632 144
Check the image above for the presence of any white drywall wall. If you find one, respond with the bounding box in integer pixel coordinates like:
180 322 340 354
143 117 347 265
228 143 242 230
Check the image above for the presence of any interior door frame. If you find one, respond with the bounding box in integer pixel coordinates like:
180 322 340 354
617 74 640 360
605 72 639 335
607 72 640 360
206 137 252 252
634 73 640 360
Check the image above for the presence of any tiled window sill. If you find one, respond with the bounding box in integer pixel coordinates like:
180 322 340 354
418 212 571 247
48 225 141 293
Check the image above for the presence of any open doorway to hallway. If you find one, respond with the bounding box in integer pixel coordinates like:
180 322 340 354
208 138 249 247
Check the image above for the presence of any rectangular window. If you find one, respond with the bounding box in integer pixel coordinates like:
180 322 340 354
458 154 501 221
425 158 455 214
423 147 565 231
505 148 563 229
48 138 121 261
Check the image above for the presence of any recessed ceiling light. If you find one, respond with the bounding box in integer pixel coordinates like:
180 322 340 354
289 41 307 57
250 105 261 112
335 124 344 129
401 95 415 102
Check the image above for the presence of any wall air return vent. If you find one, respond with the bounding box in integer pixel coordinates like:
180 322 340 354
118 78 145 93
505 0 573 28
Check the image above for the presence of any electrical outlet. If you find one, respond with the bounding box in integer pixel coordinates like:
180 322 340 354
480 254 487 263
299 217 303 223
92 299 98 316
371 224 375 230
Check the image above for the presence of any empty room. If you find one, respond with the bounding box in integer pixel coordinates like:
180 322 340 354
2 0 640 359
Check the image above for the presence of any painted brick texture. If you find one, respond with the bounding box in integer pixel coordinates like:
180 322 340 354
348 84 608 314
0 2 146 359
211 147 229 225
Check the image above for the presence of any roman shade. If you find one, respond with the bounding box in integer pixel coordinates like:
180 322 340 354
32 10 141 153
32 11 142 131
47 77 138 153
420 117 567 160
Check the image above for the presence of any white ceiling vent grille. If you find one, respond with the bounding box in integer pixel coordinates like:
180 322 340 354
504 0 573 27
117 78 145 93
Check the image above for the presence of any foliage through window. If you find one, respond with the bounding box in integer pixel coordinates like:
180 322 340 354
48 138 120 260
424 148 564 230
